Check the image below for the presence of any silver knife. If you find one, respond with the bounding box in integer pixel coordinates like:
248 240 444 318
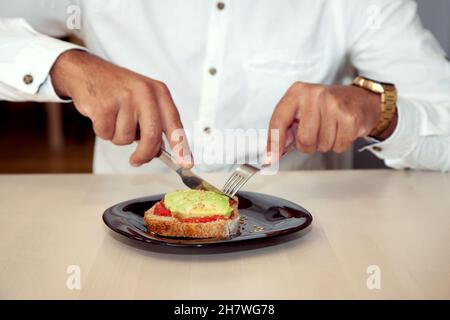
158 148 228 197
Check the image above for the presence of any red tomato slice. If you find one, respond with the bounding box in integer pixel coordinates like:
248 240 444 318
153 201 172 217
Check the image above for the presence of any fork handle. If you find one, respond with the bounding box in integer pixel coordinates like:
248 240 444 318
158 148 181 172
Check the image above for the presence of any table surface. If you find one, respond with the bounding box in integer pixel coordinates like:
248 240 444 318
0 170 449 299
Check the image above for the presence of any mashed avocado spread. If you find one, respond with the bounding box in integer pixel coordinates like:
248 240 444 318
164 190 232 218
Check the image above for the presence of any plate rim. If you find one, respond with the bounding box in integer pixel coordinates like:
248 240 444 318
102 191 313 248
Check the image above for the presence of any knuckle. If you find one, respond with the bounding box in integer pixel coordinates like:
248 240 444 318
295 137 313 153
293 81 304 89
295 139 306 153
320 87 339 104
168 116 183 130
289 81 305 92
93 121 113 140
298 131 314 147
117 88 132 104
142 126 160 142
326 87 338 99
136 140 161 161
342 113 357 126
317 142 331 153
113 132 135 145
268 118 277 128
101 103 118 115
318 87 330 100
308 84 324 97
318 89 333 106
326 101 338 113
135 79 154 96
154 81 169 93
269 117 283 129
321 102 333 115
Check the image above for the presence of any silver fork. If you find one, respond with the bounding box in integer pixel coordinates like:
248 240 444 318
222 142 296 198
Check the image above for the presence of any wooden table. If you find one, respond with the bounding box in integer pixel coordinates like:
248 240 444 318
0 170 449 299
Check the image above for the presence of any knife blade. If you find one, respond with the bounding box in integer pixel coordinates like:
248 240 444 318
158 148 228 197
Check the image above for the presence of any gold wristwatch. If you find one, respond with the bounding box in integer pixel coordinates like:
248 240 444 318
352 76 397 138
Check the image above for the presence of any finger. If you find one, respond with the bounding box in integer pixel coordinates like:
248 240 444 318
296 94 321 153
317 104 338 153
112 105 137 145
333 115 358 153
264 90 299 165
286 120 299 147
73 100 92 118
91 107 117 140
156 85 193 168
129 95 162 166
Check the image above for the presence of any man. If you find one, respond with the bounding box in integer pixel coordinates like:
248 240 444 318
1 0 449 173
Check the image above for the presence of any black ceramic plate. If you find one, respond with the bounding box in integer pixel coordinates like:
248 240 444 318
103 191 313 249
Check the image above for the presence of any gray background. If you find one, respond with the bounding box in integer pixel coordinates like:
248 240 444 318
417 0 450 54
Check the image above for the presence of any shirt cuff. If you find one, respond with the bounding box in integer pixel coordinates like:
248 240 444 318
359 96 422 160
38 74 71 103
1 34 85 102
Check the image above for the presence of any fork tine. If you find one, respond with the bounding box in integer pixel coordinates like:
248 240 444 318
229 165 259 197
222 174 238 194
222 174 237 193
223 174 244 196
223 164 260 197
229 175 252 198
226 175 246 196
222 168 243 193
223 177 241 196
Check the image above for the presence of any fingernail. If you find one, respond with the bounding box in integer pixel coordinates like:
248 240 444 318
181 153 194 168
262 151 273 166
130 157 140 167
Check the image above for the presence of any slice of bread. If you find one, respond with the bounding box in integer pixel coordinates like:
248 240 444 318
144 199 240 238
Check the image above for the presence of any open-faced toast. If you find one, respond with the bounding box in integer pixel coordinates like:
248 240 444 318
144 190 240 238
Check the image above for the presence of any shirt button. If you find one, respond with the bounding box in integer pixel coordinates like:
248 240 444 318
217 2 225 10
208 67 217 76
23 74 33 85
372 146 382 152
203 126 212 134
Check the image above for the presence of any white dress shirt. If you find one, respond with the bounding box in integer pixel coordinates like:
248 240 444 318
1 0 449 173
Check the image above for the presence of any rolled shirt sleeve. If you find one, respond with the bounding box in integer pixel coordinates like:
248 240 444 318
0 18 85 102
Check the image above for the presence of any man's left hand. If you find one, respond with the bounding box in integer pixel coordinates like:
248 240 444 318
265 81 386 162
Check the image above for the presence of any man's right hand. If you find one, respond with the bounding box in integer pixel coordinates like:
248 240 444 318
50 49 193 168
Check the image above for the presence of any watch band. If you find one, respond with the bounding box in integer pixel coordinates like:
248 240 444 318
352 76 397 137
